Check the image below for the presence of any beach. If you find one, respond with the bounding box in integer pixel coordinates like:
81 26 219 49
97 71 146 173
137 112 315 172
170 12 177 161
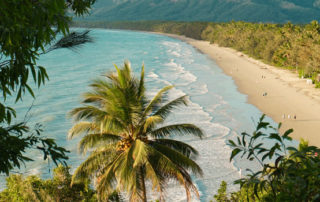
161 33 320 147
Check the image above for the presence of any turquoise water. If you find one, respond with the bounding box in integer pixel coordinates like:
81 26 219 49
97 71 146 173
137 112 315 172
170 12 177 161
1 29 273 201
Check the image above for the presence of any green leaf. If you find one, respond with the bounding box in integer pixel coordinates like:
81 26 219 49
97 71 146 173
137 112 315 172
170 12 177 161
25 84 35 98
262 153 269 162
257 121 269 130
230 148 241 161
242 133 246 146
15 87 22 102
228 140 236 147
268 133 282 143
237 136 241 145
286 146 298 152
282 128 293 139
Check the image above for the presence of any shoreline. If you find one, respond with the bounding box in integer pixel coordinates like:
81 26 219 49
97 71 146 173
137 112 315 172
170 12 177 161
157 32 320 147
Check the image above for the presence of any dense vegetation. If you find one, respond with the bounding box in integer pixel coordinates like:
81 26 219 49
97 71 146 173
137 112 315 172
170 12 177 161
202 21 320 83
2 116 319 201
68 62 204 201
214 116 320 201
81 0 320 23
0 165 97 202
73 20 320 87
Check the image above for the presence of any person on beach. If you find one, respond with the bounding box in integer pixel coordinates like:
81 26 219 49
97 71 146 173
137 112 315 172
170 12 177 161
294 115 296 119
288 114 291 119
282 114 285 119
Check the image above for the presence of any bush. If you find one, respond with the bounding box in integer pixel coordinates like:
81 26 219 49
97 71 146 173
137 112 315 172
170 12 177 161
217 115 320 201
0 165 96 202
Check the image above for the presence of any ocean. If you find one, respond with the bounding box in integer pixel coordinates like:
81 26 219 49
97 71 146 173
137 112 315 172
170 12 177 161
1 29 274 201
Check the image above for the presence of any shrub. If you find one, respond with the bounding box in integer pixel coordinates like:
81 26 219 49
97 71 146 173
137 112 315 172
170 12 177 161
215 115 320 201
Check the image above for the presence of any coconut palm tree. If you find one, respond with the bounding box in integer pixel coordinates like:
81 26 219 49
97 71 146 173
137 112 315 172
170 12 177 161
68 61 204 201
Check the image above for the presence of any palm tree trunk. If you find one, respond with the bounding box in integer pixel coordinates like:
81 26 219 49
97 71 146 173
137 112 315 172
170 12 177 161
140 167 147 202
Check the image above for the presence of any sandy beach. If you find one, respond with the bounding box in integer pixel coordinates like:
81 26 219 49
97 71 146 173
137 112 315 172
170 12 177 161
160 33 320 147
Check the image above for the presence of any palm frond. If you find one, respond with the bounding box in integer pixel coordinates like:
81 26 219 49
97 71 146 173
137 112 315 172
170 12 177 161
150 139 199 158
97 152 127 196
69 106 126 133
89 78 113 92
145 161 165 195
46 30 93 53
69 105 107 121
82 91 110 104
175 168 199 201
149 142 203 177
143 85 173 117
150 124 204 139
143 115 163 133
132 140 165 197
144 143 201 200
154 95 188 119
78 133 121 154
72 146 117 185
68 121 98 139
112 62 132 89
131 140 150 167
138 64 145 99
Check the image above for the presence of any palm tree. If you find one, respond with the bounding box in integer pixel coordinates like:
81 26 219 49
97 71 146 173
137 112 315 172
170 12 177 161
68 61 204 201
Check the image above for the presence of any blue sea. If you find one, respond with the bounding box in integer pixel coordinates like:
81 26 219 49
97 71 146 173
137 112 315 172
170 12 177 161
1 29 275 201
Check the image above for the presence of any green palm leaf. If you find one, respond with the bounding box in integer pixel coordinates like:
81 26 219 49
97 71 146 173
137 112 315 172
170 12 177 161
154 95 188 119
78 133 121 154
71 146 117 185
143 115 163 133
68 121 98 139
150 139 199 157
142 85 173 117
138 64 145 98
149 142 203 177
150 124 204 139
69 105 126 133
142 142 201 201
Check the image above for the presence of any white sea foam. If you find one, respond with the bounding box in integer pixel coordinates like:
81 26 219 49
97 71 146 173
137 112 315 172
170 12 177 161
163 59 197 85
147 71 159 78
188 84 208 96
162 41 182 52
169 50 181 57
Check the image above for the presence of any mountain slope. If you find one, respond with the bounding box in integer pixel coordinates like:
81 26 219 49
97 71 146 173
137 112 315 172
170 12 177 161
81 0 320 23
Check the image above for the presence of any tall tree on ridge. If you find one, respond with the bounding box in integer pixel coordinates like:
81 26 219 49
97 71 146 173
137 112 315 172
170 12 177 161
68 62 204 201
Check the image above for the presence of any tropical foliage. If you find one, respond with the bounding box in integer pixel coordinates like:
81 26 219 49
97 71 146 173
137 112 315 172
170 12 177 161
0 0 95 174
0 165 96 202
68 62 204 201
214 115 320 201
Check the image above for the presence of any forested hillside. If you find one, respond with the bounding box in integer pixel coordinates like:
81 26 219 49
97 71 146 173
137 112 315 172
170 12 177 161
80 0 320 23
